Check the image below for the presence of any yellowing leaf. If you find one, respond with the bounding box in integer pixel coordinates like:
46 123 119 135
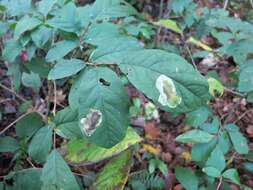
140 144 161 155
187 37 213 52
181 151 191 162
64 127 141 164
208 77 224 97
92 149 133 190
155 19 183 35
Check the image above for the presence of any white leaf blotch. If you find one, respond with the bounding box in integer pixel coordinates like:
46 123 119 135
79 109 102 136
155 75 182 108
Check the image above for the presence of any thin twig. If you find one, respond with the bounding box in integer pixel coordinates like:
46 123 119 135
53 130 56 149
233 108 253 124
52 81 57 116
185 44 197 69
155 0 165 45
216 177 223 190
0 112 30 135
26 158 37 168
223 0 229 9
224 87 246 97
0 83 26 102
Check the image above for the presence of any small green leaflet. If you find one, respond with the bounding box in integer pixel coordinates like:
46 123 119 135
41 150 80 190
225 124 249 154
238 60 253 93
222 169 241 185
22 72 41 92
208 77 224 97
175 167 199 190
3 39 22 62
48 59 85 80
28 125 53 163
205 145 226 173
0 136 19 153
14 16 41 39
15 112 44 139
47 2 82 34
46 40 78 62
176 129 214 144
202 167 221 178
37 0 57 17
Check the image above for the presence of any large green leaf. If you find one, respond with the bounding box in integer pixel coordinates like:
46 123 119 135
238 60 253 93
0 136 19 153
64 127 141 164
46 40 78 62
117 49 210 112
47 2 82 34
15 112 44 139
175 167 199 190
28 125 53 163
41 150 80 190
91 149 133 190
14 16 41 39
13 169 43 190
69 67 130 148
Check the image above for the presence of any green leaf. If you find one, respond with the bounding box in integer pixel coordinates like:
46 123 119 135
28 125 53 163
3 39 22 62
2 0 31 16
90 0 137 21
46 40 78 62
171 0 192 14
202 167 221 178
91 149 133 190
118 49 210 112
47 2 82 34
38 0 57 17
238 60 253 93
54 107 82 139
0 136 19 153
15 112 44 139
90 37 142 64
176 129 214 144
41 150 80 190
225 124 249 154
185 106 211 126
14 16 41 39
64 127 141 164
217 131 231 154
200 116 219 134
247 91 253 103
22 72 41 92
69 67 130 148
222 169 240 185
31 26 53 48
155 19 183 34
191 139 216 162
175 167 199 190
25 58 51 78
208 77 224 97
48 59 85 80
205 145 225 172
13 169 42 190
243 162 253 174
